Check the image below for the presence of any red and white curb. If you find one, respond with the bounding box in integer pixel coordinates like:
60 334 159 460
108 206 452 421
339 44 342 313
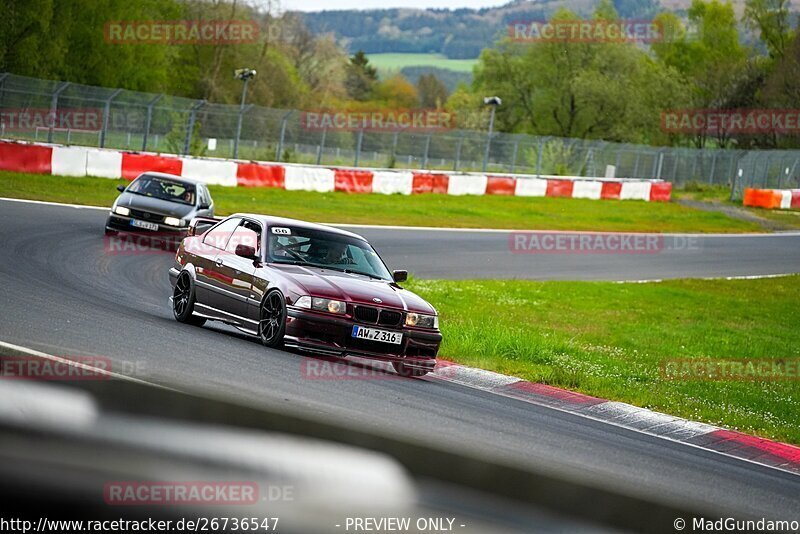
430 360 800 475
0 138 672 201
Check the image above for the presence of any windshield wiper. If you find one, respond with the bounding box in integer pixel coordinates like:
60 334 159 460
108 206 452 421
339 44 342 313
342 268 385 280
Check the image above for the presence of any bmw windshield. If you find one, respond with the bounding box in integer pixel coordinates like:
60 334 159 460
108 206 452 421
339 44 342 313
268 226 393 281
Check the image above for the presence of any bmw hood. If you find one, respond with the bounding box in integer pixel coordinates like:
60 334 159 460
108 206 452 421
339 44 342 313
281 266 436 315
115 193 195 218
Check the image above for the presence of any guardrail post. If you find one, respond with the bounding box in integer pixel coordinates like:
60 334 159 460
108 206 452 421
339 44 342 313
316 127 327 165
482 108 496 173
672 151 680 182
276 110 293 161
422 133 432 169
142 94 163 151
709 151 718 184
233 103 253 159
787 158 798 188
0 73 9 110
655 152 664 180
99 88 123 148
762 153 772 187
48 82 70 144
354 129 363 167
730 166 739 201
585 148 595 177
536 138 544 178
183 100 206 156
510 140 519 173
725 153 735 186
454 133 464 171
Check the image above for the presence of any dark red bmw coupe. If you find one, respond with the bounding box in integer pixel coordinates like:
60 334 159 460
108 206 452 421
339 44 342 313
169 214 441 377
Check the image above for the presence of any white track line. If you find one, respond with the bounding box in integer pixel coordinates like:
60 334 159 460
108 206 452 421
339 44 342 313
0 340 176 391
329 221 800 237
614 273 799 283
3 196 800 237
0 197 108 211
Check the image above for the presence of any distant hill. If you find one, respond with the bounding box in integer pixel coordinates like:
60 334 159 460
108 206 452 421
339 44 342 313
296 0 665 60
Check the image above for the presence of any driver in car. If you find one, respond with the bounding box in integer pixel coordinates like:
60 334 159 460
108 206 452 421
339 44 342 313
311 241 356 265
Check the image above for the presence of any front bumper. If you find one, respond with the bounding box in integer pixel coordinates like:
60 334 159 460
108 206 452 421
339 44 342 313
285 308 441 370
106 213 189 235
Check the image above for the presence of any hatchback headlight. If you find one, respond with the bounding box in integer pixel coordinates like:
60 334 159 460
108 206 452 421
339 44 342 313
164 217 183 227
405 313 438 329
114 206 130 216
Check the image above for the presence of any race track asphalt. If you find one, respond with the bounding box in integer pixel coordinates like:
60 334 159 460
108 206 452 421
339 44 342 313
1 198 799 524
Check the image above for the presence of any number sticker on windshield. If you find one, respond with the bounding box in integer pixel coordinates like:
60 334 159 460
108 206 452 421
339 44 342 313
272 227 291 235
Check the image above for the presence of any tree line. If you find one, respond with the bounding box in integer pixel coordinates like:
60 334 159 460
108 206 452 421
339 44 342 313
1 0 798 149
452 0 799 149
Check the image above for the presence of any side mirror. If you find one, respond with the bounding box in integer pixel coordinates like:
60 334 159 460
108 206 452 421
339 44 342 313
392 270 408 283
235 244 258 260
199 203 210 210
116 185 126 193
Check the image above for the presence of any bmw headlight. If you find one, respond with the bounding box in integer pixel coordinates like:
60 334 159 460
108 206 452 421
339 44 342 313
294 296 347 315
405 312 438 329
164 217 184 227
114 206 130 216
313 297 347 314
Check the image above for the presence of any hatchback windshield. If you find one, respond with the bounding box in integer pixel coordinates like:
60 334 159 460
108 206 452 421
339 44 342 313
127 175 196 205
268 226 392 281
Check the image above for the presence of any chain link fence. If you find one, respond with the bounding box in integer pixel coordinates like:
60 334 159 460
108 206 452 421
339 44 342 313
1 72 799 198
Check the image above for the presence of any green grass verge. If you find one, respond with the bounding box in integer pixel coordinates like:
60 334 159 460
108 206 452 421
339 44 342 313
744 206 800 229
0 170 765 233
672 182 732 203
367 53 478 74
405 276 800 444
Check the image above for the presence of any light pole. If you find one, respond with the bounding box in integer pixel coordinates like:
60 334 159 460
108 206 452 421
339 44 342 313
482 96 501 172
233 68 257 159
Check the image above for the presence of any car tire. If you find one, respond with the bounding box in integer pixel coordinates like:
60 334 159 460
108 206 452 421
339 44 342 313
259 289 286 348
104 228 118 237
172 272 206 327
393 362 430 378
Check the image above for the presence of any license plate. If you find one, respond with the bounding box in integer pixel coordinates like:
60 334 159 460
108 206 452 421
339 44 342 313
130 219 159 231
351 325 403 345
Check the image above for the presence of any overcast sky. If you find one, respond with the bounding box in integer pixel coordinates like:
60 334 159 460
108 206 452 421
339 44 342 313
283 0 509 11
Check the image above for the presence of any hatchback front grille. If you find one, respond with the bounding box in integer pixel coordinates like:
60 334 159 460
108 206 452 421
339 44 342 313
129 209 165 223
